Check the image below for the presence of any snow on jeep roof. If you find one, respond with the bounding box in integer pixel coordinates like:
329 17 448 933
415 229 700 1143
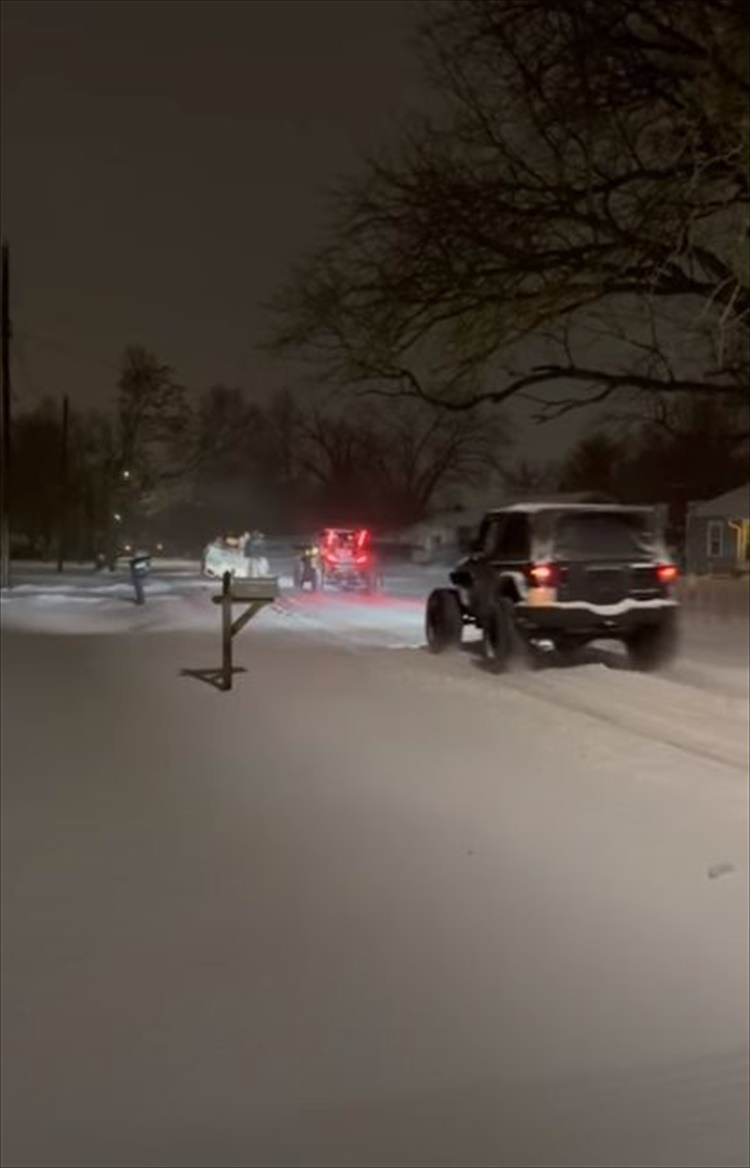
487 501 653 515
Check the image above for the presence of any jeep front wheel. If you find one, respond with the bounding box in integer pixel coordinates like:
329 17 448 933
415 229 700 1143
425 588 463 653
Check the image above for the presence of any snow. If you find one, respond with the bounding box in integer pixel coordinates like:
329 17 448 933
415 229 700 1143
1 560 748 1167
499 502 654 514
523 596 679 616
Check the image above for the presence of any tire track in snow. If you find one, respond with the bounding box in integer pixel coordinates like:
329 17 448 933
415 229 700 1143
507 668 749 774
271 591 749 773
379 647 749 775
273 589 425 651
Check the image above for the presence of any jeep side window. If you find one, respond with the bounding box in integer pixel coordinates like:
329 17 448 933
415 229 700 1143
497 514 530 560
482 518 505 555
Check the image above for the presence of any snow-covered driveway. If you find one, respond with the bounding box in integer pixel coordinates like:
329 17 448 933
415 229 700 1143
1 564 748 1167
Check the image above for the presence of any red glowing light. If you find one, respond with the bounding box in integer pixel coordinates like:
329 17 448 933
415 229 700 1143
529 563 556 585
656 563 678 584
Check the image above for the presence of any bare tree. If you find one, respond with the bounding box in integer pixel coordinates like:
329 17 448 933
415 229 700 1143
558 432 627 498
360 401 508 522
269 0 749 425
501 457 562 497
560 394 748 519
187 384 262 475
179 385 506 529
11 398 65 558
294 399 508 524
82 346 191 556
115 346 190 482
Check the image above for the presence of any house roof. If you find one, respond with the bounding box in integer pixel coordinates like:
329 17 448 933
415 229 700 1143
691 483 750 519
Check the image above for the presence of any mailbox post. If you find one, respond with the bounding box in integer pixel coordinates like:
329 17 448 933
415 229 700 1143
212 570 280 691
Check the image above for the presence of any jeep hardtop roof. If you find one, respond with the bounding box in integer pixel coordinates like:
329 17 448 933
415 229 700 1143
485 501 653 516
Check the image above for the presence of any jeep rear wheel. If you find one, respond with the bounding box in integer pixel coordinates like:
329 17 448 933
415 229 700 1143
626 615 679 672
553 636 587 665
482 597 517 672
481 598 528 672
425 588 463 653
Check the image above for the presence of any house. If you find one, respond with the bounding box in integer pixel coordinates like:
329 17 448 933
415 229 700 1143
404 505 487 563
685 483 750 576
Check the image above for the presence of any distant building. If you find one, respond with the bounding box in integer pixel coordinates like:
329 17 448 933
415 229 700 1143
685 484 750 576
401 505 485 563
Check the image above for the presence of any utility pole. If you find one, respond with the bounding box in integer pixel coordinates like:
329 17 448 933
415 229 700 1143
1 241 11 589
56 394 70 573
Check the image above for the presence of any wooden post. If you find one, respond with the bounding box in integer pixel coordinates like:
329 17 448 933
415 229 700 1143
211 571 280 692
221 570 232 690
56 394 70 573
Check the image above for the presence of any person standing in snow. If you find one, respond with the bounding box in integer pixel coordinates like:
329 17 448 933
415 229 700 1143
129 551 151 605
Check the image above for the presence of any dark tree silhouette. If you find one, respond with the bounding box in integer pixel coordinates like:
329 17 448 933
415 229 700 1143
559 433 626 500
269 0 749 426
559 394 748 543
11 399 65 558
294 400 508 526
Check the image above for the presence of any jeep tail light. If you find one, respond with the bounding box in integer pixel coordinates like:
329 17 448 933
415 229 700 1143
656 563 678 584
355 553 369 565
529 563 557 586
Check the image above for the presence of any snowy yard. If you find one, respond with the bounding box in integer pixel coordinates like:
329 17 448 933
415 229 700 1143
1 560 748 1167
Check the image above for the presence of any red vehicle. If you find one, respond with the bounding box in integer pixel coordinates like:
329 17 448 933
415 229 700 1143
317 527 379 592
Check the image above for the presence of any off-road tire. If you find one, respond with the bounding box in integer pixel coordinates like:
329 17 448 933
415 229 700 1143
482 596 531 673
425 588 463 654
626 614 679 672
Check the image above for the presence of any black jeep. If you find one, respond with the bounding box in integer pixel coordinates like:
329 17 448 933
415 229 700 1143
425 502 680 672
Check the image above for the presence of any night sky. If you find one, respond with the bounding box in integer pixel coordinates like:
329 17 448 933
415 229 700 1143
2 0 587 459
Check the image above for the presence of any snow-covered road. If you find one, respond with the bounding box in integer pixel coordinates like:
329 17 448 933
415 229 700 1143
1 562 748 1167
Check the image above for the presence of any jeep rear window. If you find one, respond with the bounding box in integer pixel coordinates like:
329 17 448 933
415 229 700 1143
552 512 654 561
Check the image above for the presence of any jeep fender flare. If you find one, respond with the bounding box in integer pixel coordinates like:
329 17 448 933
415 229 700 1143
494 570 527 604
